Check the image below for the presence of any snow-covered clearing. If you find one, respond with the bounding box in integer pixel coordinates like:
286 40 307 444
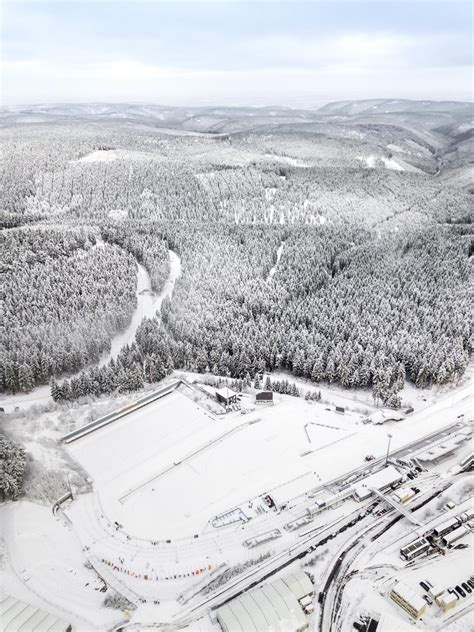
264 153 311 167
381 156 404 171
65 374 471 544
0 501 121 631
358 154 405 170
77 149 119 163
357 153 422 173
66 389 354 540
75 149 161 163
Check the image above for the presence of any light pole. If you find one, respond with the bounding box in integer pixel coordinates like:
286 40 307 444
385 433 393 467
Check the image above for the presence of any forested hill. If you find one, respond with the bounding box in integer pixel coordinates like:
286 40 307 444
0 102 472 400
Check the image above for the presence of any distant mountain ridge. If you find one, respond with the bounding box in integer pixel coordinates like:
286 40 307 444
1 98 471 189
318 98 472 116
1 98 471 119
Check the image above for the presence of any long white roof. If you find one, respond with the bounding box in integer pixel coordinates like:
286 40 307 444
392 581 426 611
443 524 469 544
281 572 314 601
354 464 403 495
216 571 311 632
216 387 237 399
0 595 70 632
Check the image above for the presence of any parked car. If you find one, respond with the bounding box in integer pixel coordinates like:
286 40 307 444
423 595 433 605
462 582 471 594
455 585 466 598
420 581 430 591
467 579 474 589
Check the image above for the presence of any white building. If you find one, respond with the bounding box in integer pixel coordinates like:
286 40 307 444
390 581 427 620
392 487 417 504
354 465 403 501
216 571 313 632
442 524 470 547
400 537 430 561
435 591 458 612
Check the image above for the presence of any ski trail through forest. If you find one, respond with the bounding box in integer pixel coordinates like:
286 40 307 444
98 250 181 366
0 250 182 412
267 240 285 281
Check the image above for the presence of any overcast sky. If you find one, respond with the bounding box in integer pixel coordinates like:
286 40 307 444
1 1 472 106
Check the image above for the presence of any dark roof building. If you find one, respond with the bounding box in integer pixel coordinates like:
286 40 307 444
256 390 273 403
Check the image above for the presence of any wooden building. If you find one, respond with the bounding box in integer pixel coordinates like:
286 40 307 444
215 387 239 406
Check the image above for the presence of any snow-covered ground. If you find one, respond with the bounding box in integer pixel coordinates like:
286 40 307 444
66 388 359 540
0 501 122 631
64 373 470 556
268 361 474 416
75 149 165 163
357 153 421 173
263 153 311 167
1 372 472 628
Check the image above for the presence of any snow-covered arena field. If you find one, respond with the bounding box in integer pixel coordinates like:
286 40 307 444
67 386 359 540
66 381 471 543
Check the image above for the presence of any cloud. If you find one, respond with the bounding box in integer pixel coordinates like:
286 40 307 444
243 31 469 71
1 2 471 105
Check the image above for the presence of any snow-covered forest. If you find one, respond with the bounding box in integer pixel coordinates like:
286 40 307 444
0 102 472 399
2 228 138 391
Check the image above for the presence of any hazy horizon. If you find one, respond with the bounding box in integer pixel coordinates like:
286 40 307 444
2 1 472 106
2 96 472 111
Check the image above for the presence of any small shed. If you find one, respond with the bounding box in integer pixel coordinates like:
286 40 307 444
335 405 345 414
216 387 239 406
256 391 273 404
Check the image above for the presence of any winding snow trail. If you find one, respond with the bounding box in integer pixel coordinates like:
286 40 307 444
267 240 285 281
98 250 181 366
0 251 182 413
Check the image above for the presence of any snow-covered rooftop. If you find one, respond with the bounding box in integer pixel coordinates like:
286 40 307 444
215 386 238 399
391 581 426 611
354 465 403 496
1 594 70 632
415 433 470 462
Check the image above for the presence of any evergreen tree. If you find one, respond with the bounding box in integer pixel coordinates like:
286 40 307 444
0 434 27 501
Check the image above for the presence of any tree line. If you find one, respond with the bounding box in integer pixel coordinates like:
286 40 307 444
52 222 471 405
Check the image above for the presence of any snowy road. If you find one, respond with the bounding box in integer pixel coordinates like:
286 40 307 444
267 240 285 280
0 250 182 413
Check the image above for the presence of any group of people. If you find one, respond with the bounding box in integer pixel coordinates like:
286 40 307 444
99 557 213 582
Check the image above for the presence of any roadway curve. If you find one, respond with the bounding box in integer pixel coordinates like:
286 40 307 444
319 482 451 632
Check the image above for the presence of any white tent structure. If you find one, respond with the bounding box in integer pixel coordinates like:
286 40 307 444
0 594 71 632
216 571 313 632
